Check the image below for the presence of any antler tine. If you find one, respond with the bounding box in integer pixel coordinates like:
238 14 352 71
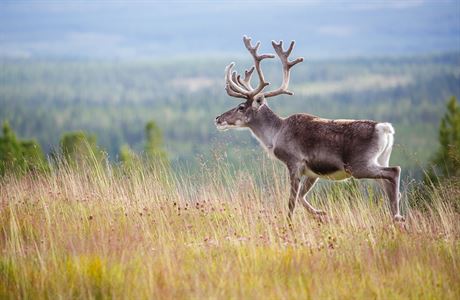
236 75 248 91
285 41 294 57
237 66 255 91
225 63 248 99
243 35 274 97
263 40 304 98
225 62 251 96
285 41 303 67
232 71 243 90
244 67 255 81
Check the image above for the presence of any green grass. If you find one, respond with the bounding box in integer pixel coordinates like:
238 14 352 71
0 160 459 299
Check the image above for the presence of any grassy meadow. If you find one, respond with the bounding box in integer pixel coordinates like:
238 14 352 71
1 158 459 299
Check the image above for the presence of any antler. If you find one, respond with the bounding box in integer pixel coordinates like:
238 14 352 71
263 40 303 98
224 36 303 101
224 36 274 100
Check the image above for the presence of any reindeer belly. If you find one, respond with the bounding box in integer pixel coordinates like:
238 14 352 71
303 160 352 181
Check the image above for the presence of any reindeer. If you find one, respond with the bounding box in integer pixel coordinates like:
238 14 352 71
215 36 404 222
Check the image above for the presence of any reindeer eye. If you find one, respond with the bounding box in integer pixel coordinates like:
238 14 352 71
237 105 245 111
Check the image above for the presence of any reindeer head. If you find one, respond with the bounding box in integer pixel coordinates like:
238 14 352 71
215 35 303 131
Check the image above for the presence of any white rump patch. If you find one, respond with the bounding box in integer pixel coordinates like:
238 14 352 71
374 122 395 166
375 122 395 134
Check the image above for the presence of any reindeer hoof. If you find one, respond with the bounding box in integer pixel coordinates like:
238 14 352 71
393 214 405 222
314 211 328 223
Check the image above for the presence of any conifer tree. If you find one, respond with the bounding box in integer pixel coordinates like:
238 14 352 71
144 121 168 163
0 121 47 176
59 131 104 167
429 96 460 179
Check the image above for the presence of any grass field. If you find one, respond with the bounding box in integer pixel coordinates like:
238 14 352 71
0 159 459 299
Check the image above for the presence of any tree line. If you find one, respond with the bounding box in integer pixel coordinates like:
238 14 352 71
1 96 459 185
0 120 168 176
2 54 458 176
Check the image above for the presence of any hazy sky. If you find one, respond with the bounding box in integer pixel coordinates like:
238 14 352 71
1 0 459 59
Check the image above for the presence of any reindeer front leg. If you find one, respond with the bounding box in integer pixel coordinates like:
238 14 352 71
287 168 301 221
287 168 324 221
299 177 325 218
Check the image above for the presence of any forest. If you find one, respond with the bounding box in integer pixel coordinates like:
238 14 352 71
1 52 459 177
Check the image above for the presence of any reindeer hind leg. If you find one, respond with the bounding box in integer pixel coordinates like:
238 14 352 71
375 133 404 221
350 162 402 221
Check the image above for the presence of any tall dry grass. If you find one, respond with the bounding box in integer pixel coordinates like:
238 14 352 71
0 158 459 299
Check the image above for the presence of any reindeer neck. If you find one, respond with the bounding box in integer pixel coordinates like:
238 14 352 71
247 104 283 150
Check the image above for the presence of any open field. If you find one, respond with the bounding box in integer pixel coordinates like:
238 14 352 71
1 160 459 299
